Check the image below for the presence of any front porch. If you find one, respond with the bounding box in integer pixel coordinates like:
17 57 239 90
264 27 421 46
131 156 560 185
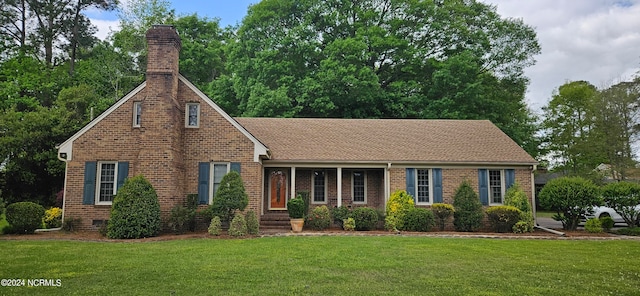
260 165 389 226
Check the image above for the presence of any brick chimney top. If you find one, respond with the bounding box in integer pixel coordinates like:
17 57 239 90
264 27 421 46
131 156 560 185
146 24 181 75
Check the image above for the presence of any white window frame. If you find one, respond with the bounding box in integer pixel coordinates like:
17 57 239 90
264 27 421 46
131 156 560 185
352 171 367 204
185 103 200 128
133 101 142 127
415 168 434 205
311 170 327 204
95 161 118 205
209 162 230 204
488 169 505 205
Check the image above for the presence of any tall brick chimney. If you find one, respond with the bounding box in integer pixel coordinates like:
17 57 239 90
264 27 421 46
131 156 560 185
140 25 185 216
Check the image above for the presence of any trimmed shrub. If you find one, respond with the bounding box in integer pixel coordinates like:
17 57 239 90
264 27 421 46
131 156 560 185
330 205 352 228
208 171 249 224
385 190 415 231
616 227 640 236
600 216 614 231
245 211 259 235
403 208 435 232
208 216 222 236
43 207 63 228
485 206 522 233
512 221 530 234
453 181 483 232
343 217 356 231
306 206 331 230
431 203 454 231
107 175 161 239
601 181 640 227
584 218 603 233
167 204 196 234
62 217 81 232
5 202 45 234
539 177 601 230
352 207 378 231
287 197 305 219
228 214 247 237
504 183 534 233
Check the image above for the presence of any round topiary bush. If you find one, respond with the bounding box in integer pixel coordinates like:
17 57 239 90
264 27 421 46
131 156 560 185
403 208 435 232
453 180 483 232
5 202 45 234
584 218 603 233
431 203 454 231
352 207 378 231
485 205 522 233
600 216 614 231
343 217 356 231
107 175 161 239
306 205 331 230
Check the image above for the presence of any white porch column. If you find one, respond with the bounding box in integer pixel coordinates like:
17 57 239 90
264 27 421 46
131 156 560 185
337 167 342 207
290 166 296 200
385 163 391 205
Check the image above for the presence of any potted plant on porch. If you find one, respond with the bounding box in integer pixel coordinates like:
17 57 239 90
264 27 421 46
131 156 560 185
287 196 305 233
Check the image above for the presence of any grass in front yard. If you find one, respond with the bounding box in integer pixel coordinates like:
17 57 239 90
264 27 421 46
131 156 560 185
536 210 556 218
1 236 639 295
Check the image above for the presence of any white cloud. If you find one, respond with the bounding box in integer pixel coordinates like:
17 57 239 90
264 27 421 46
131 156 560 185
91 19 120 41
484 0 640 111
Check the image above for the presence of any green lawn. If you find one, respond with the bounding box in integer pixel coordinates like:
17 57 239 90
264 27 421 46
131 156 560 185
536 211 556 218
1 236 639 295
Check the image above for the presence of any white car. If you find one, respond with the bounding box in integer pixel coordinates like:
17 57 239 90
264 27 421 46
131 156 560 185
585 205 640 225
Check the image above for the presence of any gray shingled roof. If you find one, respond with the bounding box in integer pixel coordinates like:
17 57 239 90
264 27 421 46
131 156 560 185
235 118 537 165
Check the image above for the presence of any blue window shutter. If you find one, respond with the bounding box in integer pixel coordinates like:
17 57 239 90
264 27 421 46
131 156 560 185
83 162 97 205
406 168 416 201
505 169 515 189
230 162 241 174
198 162 210 205
117 162 129 190
478 169 488 206
433 168 443 203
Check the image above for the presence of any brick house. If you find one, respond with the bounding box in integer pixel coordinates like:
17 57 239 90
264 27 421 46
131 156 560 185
57 25 538 231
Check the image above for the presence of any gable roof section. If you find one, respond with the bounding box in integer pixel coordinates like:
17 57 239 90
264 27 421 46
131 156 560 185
57 75 269 162
235 118 537 165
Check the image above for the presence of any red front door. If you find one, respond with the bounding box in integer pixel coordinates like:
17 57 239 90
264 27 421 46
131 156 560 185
270 170 287 209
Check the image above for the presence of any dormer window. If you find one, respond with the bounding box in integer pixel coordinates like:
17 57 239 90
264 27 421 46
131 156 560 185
133 102 142 127
186 103 200 128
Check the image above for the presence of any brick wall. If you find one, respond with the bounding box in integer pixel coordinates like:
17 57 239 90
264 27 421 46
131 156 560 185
62 26 262 230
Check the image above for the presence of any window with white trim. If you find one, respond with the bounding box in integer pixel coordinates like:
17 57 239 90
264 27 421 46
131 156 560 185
210 163 230 203
133 102 142 127
96 161 118 205
352 171 366 203
185 103 200 128
416 169 432 205
489 170 505 204
312 170 326 203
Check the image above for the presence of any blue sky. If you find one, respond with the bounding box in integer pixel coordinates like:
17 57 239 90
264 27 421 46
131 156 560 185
88 0 640 112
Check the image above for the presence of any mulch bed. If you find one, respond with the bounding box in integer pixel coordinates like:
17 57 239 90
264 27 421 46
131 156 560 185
0 227 629 242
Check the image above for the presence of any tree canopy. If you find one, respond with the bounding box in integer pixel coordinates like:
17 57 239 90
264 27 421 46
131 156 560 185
0 0 547 206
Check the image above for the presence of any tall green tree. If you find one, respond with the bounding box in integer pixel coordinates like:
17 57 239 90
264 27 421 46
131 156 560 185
592 78 640 180
542 81 604 175
216 0 540 154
